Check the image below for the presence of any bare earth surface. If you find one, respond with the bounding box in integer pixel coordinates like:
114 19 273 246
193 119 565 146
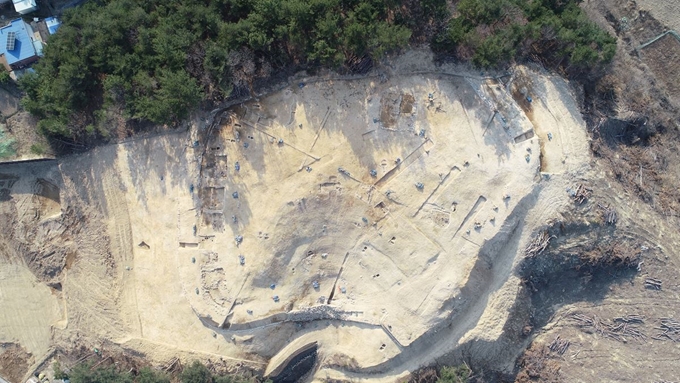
2 3 680 382
504 2 680 381
0 49 607 382
636 0 680 32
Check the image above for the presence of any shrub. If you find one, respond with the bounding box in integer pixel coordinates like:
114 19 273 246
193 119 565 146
137 367 170 383
68 364 132 383
180 361 211 383
437 364 471 383
0 126 16 159
22 0 422 143
0 70 10 84
180 361 257 383
436 0 616 71
53 361 68 380
30 143 46 155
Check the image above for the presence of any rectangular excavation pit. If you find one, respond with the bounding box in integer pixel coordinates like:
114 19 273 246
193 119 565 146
202 155 228 178
215 154 228 167
201 211 225 232
513 130 535 143
200 187 225 211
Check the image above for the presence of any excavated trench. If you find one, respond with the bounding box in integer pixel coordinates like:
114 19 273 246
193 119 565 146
267 342 318 383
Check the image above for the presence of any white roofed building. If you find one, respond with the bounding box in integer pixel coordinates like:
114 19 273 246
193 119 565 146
13 0 38 15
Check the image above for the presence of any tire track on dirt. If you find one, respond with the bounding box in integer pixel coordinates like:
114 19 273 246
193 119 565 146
56 159 127 339
101 169 143 337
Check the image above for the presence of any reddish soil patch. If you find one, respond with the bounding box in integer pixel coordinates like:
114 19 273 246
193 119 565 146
400 93 415 114
380 92 401 127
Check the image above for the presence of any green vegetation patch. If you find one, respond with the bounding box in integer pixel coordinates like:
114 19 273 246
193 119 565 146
20 0 446 141
0 125 16 159
434 0 616 70
54 360 261 383
18 0 613 146
437 364 472 383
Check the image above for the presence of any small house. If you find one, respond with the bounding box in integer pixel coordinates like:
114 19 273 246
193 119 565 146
32 17 61 41
0 18 42 71
45 17 61 35
12 0 38 14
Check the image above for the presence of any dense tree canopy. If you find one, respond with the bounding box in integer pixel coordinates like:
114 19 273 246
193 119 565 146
56 360 259 383
434 0 617 70
19 0 614 144
21 0 434 140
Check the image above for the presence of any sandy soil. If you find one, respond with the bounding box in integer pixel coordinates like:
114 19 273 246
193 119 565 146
0 263 61 357
0 50 597 383
636 0 680 32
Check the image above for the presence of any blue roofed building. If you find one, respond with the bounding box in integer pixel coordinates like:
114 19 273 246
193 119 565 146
0 19 41 71
45 17 61 35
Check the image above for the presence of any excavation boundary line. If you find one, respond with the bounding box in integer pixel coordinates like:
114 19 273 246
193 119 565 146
0 157 56 166
637 30 680 50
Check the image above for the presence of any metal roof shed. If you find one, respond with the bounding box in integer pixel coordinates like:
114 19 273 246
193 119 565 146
13 0 38 15
45 17 61 34
0 19 39 70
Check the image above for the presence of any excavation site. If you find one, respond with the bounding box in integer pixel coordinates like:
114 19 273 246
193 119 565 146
2 51 680 383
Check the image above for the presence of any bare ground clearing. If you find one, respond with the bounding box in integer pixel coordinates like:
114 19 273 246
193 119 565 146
0 47 676 383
